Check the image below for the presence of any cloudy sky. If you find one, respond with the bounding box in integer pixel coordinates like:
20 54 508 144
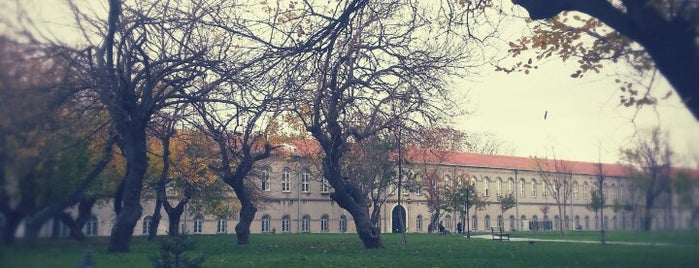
454 60 699 167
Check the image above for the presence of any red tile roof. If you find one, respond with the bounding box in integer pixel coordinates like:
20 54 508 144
275 139 698 179
403 149 628 177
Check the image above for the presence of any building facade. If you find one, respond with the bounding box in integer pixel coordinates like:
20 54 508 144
16 147 699 239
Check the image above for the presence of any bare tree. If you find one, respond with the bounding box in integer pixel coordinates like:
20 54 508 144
535 156 573 236
275 0 472 248
621 128 673 231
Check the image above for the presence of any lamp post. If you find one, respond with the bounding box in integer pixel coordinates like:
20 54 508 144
465 186 470 239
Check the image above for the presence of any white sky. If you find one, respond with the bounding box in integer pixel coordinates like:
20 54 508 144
454 61 699 167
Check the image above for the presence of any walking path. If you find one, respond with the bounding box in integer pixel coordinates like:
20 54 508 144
468 234 680 247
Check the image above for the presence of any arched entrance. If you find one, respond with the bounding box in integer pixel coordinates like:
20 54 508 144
392 205 406 233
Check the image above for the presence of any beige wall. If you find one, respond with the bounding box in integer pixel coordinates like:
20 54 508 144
15 155 699 238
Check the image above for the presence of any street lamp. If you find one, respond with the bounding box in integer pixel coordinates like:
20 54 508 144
465 186 470 239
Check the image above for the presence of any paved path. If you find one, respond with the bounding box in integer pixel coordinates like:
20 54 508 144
467 234 679 247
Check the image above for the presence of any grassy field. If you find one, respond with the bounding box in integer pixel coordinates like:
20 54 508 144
1 231 698 268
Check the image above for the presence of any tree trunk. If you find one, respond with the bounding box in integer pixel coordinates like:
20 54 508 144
557 205 564 236
23 218 43 246
163 200 187 237
231 181 256 245
2 211 22 244
108 129 148 252
643 195 654 231
149 199 162 241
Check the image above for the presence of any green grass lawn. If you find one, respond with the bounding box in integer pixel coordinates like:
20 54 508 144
2 232 698 268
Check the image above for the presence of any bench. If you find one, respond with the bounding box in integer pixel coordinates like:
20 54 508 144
491 226 510 241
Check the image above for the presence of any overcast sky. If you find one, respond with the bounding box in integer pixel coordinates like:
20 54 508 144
454 60 699 167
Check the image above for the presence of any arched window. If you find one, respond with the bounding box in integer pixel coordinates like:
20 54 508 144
609 183 616 200
530 179 537 197
194 214 204 234
583 182 589 199
320 176 329 193
416 215 423 232
261 215 271 233
520 215 527 230
497 215 503 227
542 180 548 198
519 179 526 197
573 182 579 199
142 215 153 235
484 215 491 229
483 177 490 197
564 215 570 229
301 170 310 193
261 168 271 191
585 215 590 230
471 215 478 230
575 215 580 229
86 215 98 236
282 168 291 192
217 217 227 234
619 184 624 201
301 215 311 233
508 178 515 194
320 214 329 232
603 215 609 229
554 215 560 230
445 215 452 230
594 215 599 229
496 177 503 197
509 215 515 230
339 215 347 233
415 174 423 195
282 215 290 232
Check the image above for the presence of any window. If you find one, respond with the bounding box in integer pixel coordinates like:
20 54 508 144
483 179 490 197
471 215 478 230
575 215 580 229
497 215 503 227
585 215 590 230
618 184 624 201
301 215 311 233
594 215 599 229
217 217 227 233
508 178 514 194
194 214 204 234
530 179 537 197
521 215 527 230
519 179 525 197
339 215 347 233
86 216 98 236
603 215 609 229
416 215 423 232
301 170 310 193
56 220 70 238
142 216 153 235
282 168 291 192
583 183 589 199
496 178 502 197
320 215 329 232
261 169 270 191
445 215 452 230
609 184 616 200
573 183 579 199
320 177 329 193
484 215 491 229
282 215 290 233
509 215 515 230
261 215 271 233
542 181 548 198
